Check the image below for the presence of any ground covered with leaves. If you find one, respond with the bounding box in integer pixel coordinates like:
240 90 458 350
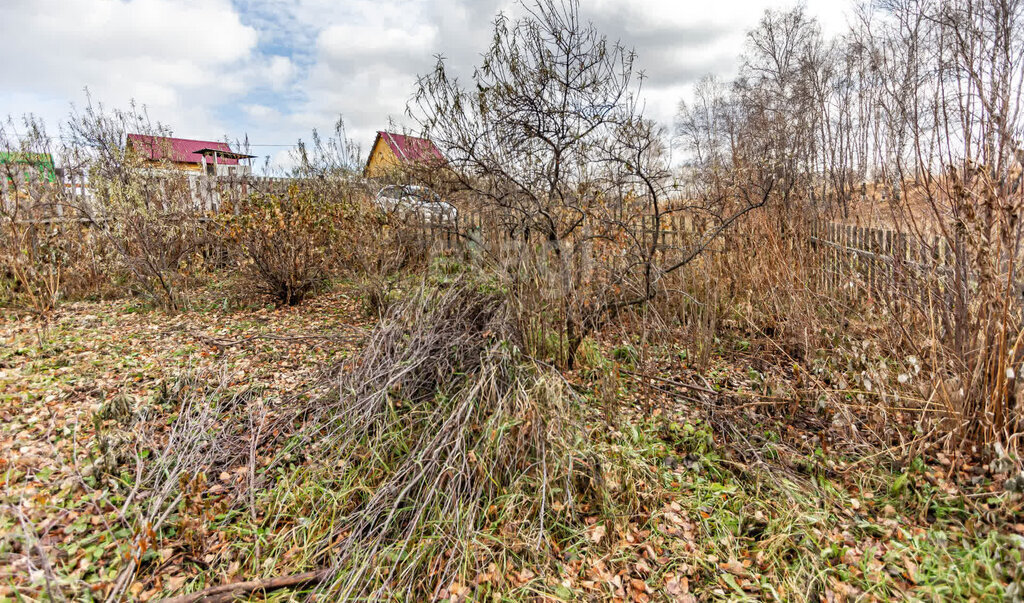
1 276 1022 602
0 284 367 600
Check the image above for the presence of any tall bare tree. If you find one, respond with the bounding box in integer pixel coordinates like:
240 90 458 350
412 0 772 366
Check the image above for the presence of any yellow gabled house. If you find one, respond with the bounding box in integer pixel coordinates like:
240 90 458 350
364 131 445 179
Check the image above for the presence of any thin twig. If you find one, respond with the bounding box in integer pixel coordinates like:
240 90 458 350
158 568 331 603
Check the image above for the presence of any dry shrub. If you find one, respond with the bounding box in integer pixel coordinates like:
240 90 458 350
1 116 116 313
644 210 829 371
221 182 369 305
92 181 206 311
646 209 917 453
884 166 1024 457
357 213 434 279
667 185 1024 462
0 123 61 313
0 221 116 309
1 210 65 314
62 101 210 311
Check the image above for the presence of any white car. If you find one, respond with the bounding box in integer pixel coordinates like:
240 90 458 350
374 185 457 222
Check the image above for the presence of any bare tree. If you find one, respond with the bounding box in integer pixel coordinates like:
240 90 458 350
412 0 772 366
735 6 823 210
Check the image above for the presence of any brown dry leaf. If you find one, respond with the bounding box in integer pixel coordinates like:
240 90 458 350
128 582 145 598
720 558 749 577
903 557 919 584
664 511 686 526
630 577 648 593
448 581 470 598
663 573 696 597
589 522 607 544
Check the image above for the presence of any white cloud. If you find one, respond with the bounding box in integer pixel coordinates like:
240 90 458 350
266 57 297 91
0 0 862 171
0 0 259 136
242 104 279 120
318 24 437 62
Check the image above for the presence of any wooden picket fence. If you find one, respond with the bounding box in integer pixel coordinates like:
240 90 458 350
406 210 967 307
807 221 969 311
401 208 720 280
1 171 301 223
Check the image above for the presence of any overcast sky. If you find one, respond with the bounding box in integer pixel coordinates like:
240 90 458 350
0 0 854 169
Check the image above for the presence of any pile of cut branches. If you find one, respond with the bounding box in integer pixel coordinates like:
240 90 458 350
171 279 655 601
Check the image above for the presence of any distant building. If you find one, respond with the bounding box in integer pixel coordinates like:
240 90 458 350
126 134 255 177
364 131 444 179
0 152 56 184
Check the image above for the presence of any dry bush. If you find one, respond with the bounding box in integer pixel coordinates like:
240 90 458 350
665 187 1024 461
0 116 114 314
666 0 1024 463
883 169 1024 457
0 208 65 314
411 0 778 368
356 211 436 280
642 207 925 453
220 183 365 305
0 219 114 310
860 0 1024 458
62 100 209 311
1 117 63 314
251 117 431 305
703 212 836 359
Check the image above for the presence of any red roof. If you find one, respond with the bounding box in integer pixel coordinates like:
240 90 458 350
377 131 444 165
126 134 239 165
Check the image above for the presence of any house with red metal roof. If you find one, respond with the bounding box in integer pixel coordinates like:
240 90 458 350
364 131 445 178
126 134 255 177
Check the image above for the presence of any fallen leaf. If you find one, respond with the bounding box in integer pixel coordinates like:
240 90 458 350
720 559 748 577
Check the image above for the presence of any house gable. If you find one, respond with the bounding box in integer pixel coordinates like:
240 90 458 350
363 131 444 178
364 133 400 178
